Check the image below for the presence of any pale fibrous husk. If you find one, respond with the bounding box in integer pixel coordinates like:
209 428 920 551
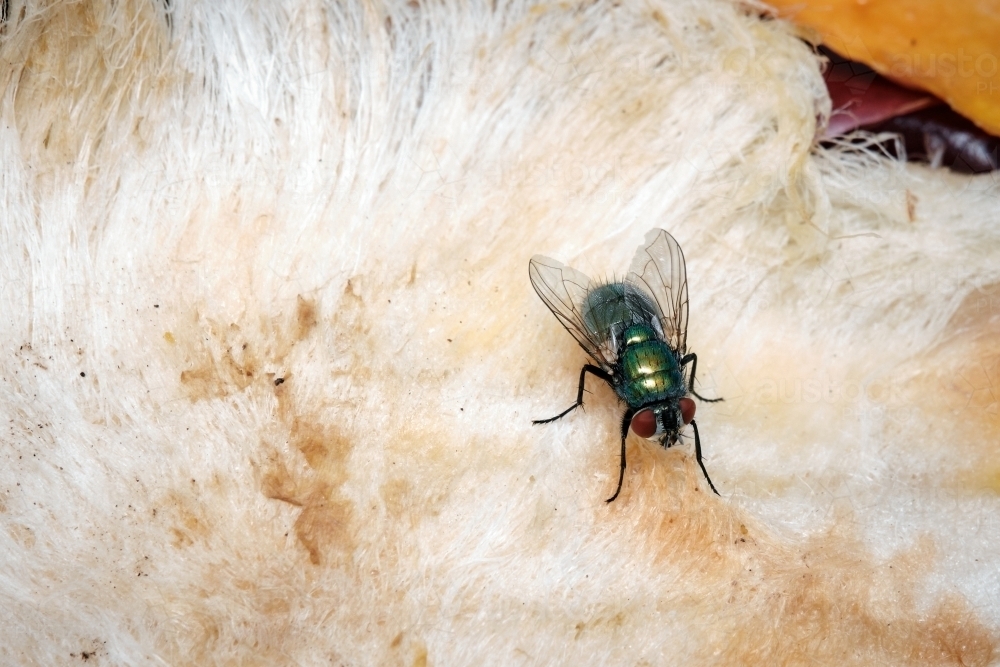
1 1 998 664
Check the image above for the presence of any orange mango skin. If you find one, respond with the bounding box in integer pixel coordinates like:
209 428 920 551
765 0 1000 136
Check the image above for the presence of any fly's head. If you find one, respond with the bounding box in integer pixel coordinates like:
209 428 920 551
629 397 696 443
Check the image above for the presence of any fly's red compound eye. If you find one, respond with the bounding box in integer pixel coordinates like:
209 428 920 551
630 409 658 438
679 397 696 425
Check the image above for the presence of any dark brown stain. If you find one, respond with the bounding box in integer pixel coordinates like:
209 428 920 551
287 416 356 564
344 276 362 300
261 468 303 507
179 325 259 400
295 295 318 341
170 528 194 549
292 489 353 566
573 612 626 640
262 418 357 565
178 365 219 401
169 511 208 549
167 291 363 566
69 639 105 662
265 468 356 566
176 294 324 401
273 373 291 402
291 418 352 480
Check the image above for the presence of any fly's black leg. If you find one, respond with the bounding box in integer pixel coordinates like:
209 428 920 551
606 407 635 503
690 419 720 496
679 353 723 403
533 364 613 424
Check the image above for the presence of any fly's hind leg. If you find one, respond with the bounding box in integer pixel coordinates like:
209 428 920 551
679 353 723 403
606 407 635 503
690 419 720 496
533 364 613 424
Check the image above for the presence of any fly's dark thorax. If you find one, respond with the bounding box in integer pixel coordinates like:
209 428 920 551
618 324 684 407
580 282 682 407
581 282 663 349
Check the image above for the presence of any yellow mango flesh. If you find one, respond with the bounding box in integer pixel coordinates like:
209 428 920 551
766 0 1000 135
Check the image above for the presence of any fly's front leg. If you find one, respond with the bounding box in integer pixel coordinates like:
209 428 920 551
690 419 720 496
679 353 723 403
606 407 635 503
533 364 613 424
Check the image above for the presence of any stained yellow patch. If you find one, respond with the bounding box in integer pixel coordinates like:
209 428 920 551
162 491 211 549
13 0 168 168
8 523 35 549
598 447 999 665
412 643 428 667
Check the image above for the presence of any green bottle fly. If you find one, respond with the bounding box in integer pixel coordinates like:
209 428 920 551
528 229 722 502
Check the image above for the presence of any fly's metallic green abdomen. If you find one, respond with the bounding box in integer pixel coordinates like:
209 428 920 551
619 325 684 406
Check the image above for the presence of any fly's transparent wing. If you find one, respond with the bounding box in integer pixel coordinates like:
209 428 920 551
528 255 615 369
626 229 689 355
